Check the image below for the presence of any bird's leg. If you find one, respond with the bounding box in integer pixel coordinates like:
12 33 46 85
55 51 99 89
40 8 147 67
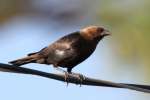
54 67 70 86
53 64 66 73
55 67 66 73
65 71 70 86
55 67 69 80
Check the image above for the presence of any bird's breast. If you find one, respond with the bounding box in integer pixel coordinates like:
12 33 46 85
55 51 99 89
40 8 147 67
73 40 97 65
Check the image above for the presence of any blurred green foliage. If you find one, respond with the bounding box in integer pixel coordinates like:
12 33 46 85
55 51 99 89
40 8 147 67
98 0 150 68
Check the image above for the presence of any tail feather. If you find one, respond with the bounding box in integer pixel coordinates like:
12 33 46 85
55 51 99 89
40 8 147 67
9 55 39 66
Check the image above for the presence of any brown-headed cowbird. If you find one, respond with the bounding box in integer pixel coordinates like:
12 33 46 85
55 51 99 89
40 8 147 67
9 26 110 73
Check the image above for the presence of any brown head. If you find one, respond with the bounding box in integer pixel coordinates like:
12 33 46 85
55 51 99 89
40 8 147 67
80 26 111 41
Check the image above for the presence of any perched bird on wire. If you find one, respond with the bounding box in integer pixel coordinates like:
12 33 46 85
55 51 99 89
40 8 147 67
9 26 110 75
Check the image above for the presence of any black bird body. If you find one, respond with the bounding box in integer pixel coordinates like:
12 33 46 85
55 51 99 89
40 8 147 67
9 26 110 73
46 32 98 70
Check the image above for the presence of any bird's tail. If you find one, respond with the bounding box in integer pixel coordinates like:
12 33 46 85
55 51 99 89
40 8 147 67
9 54 40 66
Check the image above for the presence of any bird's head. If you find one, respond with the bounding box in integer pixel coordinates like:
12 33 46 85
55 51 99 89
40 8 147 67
80 26 111 41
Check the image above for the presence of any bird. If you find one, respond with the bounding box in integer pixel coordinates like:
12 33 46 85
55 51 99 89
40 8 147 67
9 26 111 74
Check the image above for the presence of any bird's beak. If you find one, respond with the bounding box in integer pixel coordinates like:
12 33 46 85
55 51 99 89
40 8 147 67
102 29 111 36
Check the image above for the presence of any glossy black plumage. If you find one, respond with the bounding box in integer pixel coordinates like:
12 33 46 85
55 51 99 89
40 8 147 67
9 26 110 73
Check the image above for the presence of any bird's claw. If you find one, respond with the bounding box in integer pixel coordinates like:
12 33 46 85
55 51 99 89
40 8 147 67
72 73 86 86
64 72 85 87
55 68 70 86
64 71 70 86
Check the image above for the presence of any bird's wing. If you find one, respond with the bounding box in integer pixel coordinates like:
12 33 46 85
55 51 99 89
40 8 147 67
40 31 80 56
27 47 48 56
50 32 81 59
27 32 81 64
46 41 77 64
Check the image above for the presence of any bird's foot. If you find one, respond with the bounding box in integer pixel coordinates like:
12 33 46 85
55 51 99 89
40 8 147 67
54 68 85 86
71 72 86 87
64 71 71 86
54 67 70 86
